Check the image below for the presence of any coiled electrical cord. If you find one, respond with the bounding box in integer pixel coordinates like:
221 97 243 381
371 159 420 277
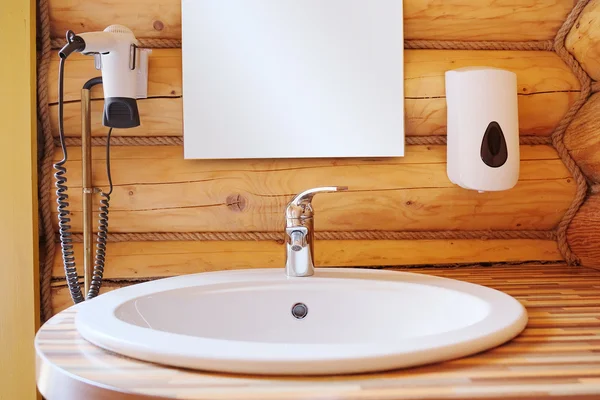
54 55 85 304
55 31 113 303
89 128 113 297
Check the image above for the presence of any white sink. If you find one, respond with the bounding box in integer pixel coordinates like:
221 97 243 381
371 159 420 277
75 268 527 375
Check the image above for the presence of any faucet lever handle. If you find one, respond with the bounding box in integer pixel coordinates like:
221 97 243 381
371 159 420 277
289 186 348 207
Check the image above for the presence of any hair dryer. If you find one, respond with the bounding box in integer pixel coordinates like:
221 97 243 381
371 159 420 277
59 25 140 128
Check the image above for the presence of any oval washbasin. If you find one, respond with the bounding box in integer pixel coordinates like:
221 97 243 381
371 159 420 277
75 268 527 375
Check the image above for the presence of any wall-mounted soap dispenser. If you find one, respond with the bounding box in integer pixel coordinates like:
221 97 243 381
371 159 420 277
445 67 520 192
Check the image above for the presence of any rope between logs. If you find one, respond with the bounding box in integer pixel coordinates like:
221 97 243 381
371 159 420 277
550 0 592 265
60 135 553 147
50 38 555 52
38 0 57 322
68 230 557 243
37 0 593 320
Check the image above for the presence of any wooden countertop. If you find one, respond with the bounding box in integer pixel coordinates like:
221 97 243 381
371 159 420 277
36 264 600 400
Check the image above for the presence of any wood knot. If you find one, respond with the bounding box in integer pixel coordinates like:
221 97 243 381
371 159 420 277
153 20 165 31
405 200 413 206
226 194 247 212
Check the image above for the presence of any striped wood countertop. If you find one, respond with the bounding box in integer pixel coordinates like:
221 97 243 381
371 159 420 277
36 264 600 400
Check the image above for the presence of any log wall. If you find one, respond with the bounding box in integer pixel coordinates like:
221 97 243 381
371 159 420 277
45 0 596 314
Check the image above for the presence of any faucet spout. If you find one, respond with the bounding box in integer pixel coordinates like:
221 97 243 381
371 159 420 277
284 186 348 277
289 186 348 207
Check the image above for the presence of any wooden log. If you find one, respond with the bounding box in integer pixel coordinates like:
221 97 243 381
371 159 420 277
567 193 600 267
48 0 575 42
50 242 563 314
48 145 575 233
48 50 580 137
52 262 593 319
566 0 600 81
564 93 600 182
52 284 123 315
48 49 181 103
52 98 183 137
49 50 579 104
51 240 563 282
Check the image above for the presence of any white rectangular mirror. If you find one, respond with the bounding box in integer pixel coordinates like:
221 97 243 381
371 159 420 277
182 0 405 159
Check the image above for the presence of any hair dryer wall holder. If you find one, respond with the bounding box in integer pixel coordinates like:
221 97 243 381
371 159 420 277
81 77 103 295
93 45 152 99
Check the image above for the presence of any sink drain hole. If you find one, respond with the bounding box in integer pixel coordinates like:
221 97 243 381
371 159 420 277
291 303 308 319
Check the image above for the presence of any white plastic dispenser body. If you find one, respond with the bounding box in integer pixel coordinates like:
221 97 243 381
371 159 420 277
445 67 520 192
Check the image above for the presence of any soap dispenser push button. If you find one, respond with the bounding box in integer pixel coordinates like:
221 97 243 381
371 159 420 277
481 121 508 168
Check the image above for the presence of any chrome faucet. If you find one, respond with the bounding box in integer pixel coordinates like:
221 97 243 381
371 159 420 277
285 186 348 277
